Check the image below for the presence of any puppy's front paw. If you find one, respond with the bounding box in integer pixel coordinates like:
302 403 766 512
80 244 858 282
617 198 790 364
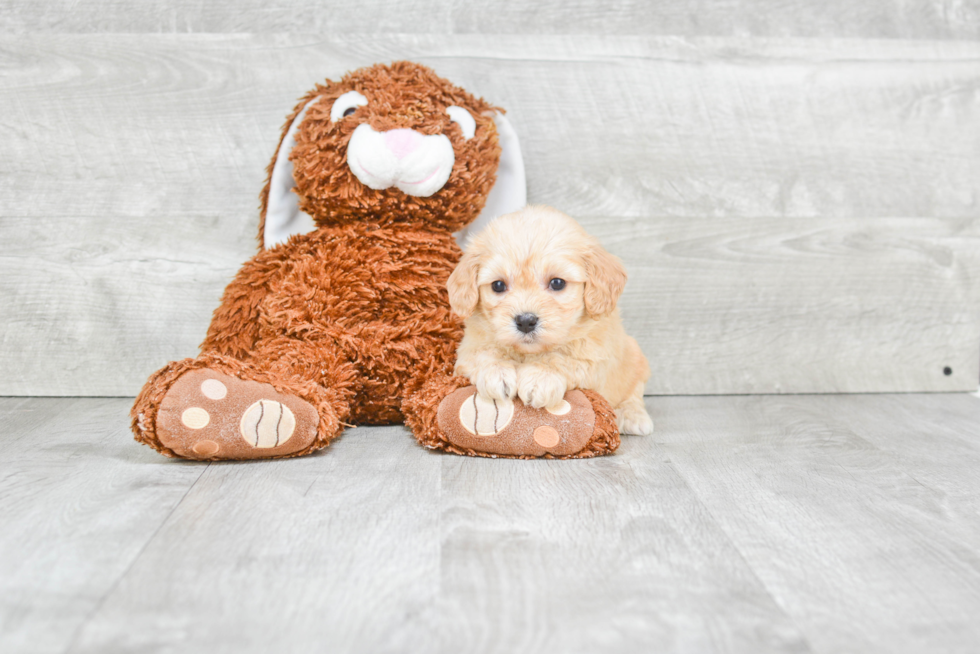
475 364 518 401
517 366 568 410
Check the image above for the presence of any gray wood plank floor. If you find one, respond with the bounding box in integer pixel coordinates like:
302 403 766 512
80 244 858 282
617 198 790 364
2 394 979 653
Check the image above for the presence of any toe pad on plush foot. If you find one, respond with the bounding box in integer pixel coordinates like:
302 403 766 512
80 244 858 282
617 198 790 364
156 369 318 460
437 387 596 457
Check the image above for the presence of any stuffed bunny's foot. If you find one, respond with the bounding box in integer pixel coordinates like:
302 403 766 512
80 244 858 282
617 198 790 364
436 386 618 458
154 368 320 460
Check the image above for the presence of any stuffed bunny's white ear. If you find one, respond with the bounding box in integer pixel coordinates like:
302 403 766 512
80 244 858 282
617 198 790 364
454 112 526 249
263 100 321 250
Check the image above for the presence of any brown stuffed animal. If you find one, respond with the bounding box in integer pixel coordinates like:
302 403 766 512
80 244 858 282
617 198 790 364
131 61 620 460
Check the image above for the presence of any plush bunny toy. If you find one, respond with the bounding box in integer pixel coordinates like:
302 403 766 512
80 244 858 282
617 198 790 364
131 62 620 460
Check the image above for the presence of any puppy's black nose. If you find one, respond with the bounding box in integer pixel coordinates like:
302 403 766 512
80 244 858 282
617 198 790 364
514 313 539 334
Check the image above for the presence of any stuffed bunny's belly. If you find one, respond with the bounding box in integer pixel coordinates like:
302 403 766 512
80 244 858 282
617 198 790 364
260 225 463 424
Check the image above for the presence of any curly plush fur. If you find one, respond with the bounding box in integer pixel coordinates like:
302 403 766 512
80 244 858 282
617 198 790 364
131 61 619 460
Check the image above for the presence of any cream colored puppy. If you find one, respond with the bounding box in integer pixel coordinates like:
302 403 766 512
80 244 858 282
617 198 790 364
447 205 654 436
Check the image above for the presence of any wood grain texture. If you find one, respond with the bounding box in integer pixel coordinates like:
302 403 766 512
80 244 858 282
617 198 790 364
417 445 809 653
654 393 980 653
1 34 979 395
0 397 205 654
70 424 444 654
5 394 980 653
3 36 978 220
4 213 977 395
596 215 980 394
1 0 978 39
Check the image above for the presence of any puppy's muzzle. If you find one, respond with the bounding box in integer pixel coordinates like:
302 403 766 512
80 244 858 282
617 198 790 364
514 313 539 334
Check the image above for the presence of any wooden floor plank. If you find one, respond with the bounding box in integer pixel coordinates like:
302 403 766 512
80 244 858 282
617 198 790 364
4 395 980 653
0 398 205 654
417 439 811 654
782 393 980 518
67 425 444 654
651 394 980 654
69 423 810 654
0 397 65 447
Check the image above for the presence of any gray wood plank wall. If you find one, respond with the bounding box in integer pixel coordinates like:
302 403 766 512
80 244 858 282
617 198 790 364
2 1 978 38
1 8 979 396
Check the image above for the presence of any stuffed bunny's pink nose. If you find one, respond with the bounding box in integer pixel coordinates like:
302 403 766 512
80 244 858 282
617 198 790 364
383 129 423 160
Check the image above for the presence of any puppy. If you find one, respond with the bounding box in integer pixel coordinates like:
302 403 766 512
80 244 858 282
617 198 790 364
447 205 654 436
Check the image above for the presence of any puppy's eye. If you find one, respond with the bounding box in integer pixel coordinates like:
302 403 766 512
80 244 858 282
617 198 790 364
491 280 507 293
331 90 368 122
446 106 476 140
549 278 566 291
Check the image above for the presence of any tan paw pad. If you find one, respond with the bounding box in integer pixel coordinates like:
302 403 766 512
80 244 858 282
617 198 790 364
533 426 561 448
240 400 296 448
546 400 571 416
192 440 220 456
200 379 227 400
181 407 210 429
457 394 514 436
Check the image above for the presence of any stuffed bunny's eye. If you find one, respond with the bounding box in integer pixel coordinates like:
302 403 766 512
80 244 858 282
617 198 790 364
446 106 476 140
331 91 368 122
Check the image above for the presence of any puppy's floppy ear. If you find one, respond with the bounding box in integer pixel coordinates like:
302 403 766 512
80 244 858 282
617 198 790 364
447 248 482 320
583 245 627 319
